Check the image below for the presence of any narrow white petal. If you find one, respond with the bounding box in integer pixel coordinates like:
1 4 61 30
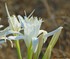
43 27 63 43
45 27 63 38
12 15 21 28
32 37 38 53
0 27 9 36
0 40 5 44
38 30 47 43
7 35 24 40
0 25 3 28
18 15 25 27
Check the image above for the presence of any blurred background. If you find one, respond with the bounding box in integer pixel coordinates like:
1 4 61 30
0 0 70 59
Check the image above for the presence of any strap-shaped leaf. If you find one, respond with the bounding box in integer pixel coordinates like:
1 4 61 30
42 27 63 59
42 46 52 59
49 27 63 49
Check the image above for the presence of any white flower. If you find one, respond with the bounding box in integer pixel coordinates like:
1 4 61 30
0 27 21 47
10 15 62 53
17 15 42 52
4 4 63 52
5 4 21 31
4 4 22 47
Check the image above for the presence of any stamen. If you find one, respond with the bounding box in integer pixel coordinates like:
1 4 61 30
24 10 27 16
28 9 35 18
9 40 13 48
5 3 10 18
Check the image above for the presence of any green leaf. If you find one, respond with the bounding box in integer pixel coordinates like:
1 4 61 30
42 27 63 59
42 46 52 59
49 27 63 49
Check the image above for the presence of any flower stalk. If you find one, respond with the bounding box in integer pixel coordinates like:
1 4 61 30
27 43 33 59
15 40 22 59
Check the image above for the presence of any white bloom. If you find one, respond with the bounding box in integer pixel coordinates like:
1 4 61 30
18 15 42 52
4 4 63 52
0 27 22 47
17 15 63 53
8 15 63 52
5 4 21 31
4 4 22 47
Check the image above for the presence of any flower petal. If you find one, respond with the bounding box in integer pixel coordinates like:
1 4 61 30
0 25 3 28
12 15 21 31
32 37 38 53
44 27 63 43
18 15 25 28
45 27 63 38
38 30 47 43
0 27 9 36
0 40 5 44
5 4 21 31
7 35 24 40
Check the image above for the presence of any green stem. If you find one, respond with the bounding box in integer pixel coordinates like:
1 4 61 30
15 40 22 59
27 43 33 59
